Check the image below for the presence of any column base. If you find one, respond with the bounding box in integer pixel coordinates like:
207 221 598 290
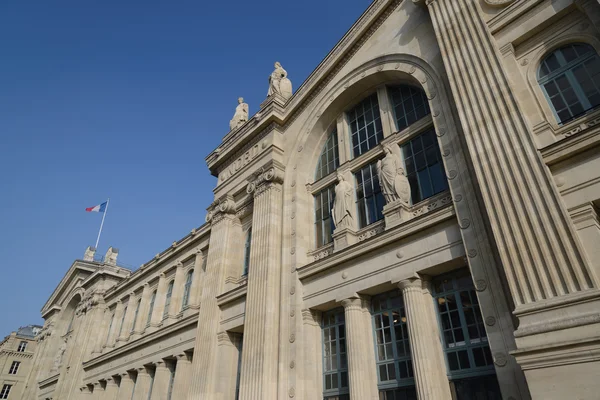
383 200 411 230
332 227 358 252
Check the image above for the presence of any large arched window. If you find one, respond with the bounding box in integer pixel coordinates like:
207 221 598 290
315 129 340 180
163 281 174 319
538 43 600 124
182 270 194 309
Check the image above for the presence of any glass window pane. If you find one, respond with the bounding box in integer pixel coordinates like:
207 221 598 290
348 94 383 157
389 85 431 131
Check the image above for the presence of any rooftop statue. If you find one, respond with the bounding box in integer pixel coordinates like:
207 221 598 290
268 62 292 101
229 97 249 131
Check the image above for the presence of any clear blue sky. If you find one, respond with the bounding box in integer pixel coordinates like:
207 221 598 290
0 1 371 336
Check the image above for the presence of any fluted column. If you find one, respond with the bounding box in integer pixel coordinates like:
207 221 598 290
107 301 124 347
91 382 104 400
216 332 242 399
149 361 171 400
341 297 379 400
165 262 186 323
171 353 192 400
302 309 323 399
104 377 119 400
80 385 93 398
131 367 153 400
238 166 284 400
398 277 451 400
188 197 242 399
116 372 135 400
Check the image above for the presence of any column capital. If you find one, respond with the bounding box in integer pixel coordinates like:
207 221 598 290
301 308 321 326
246 161 285 197
397 276 423 291
154 360 168 369
135 367 150 376
105 377 118 386
175 352 191 363
340 295 370 311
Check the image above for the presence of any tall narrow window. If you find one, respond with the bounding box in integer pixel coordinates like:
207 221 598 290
349 93 383 157
355 161 385 228
0 384 11 399
322 309 349 400
105 313 115 345
66 309 76 333
316 129 340 180
433 269 501 400
371 291 417 399
182 270 194 309
539 43 600 124
147 290 157 326
17 341 27 352
314 186 335 247
401 129 448 204
118 305 128 338
389 85 431 131
163 281 174 319
131 298 142 333
243 228 252 276
8 361 20 375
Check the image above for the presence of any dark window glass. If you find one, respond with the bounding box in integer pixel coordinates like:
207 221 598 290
146 291 156 327
182 269 194 309
316 130 340 180
243 228 252 275
388 85 431 132
538 43 600 123
450 374 502 400
322 309 349 399
163 281 174 318
348 94 383 157
315 186 336 247
401 129 448 204
131 298 141 333
355 162 385 228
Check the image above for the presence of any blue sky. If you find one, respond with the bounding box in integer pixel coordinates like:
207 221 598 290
0 1 371 336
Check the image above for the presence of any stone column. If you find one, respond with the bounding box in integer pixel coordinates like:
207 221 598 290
116 372 135 400
398 277 451 400
302 309 323 399
104 377 119 400
188 196 242 399
165 262 186 323
216 332 242 399
341 297 379 400
148 273 168 331
107 301 124 347
188 249 204 309
171 353 192 400
91 382 104 400
92 308 111 355
117 293 136 343
80 386 93 398
376 85 397 137
131 367 153 400
149 361 171 400
238 165 284 400
131 283 151 340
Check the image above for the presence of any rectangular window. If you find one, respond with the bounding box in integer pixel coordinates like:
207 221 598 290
243 228 252 276
163 282 174 319
0 384 11 399
118 305 128 338
17 341 27 352
316 130 340 180
147 291 156 327
322 309 349 399
349 93 383 157
314 186 335 247
401 129 448 204
433 269 502 400
105 313 115 345
355 162 385 228
388 85 431 132
8 361 20 375
371 291 417 398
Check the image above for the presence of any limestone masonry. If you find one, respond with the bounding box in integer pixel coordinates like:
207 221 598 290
23 1 600 399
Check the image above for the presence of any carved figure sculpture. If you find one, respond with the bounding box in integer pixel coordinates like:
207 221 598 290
268 62 293 100
377 144 411 205
53 337 68 371
229 97 249 131
332 173 355 229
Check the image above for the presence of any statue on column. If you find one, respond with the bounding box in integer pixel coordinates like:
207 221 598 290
332 172 355 229
229 97 249 131
377 144 411 205
267 62 293 100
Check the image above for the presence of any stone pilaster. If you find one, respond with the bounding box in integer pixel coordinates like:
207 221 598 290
149 361 171 400
188 197 241 399
117 293 136 343
116 372 135 400
188 249 204 309
301 309 323 399
93 308 111 355
238 165 284 400
171 353 192 400
165 262 186 323
341 297 379 400
106 301 124 347
148 273 168 331
216 331 242 399
131 283 151 340
131 367 153 400
104 377 119 400
397 277 451 400
91 382 104 400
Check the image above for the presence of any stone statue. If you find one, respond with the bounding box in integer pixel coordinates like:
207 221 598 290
377 144 411 205
53 337 68 371
229 97 249 131
268 62 293 100
332 173 355 229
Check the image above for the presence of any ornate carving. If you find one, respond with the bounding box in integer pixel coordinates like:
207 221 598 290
229 97 249 131
377 144 411 205
246 166 284 196
358 224 384 241
485 316 497 326
483 0 515 6
52 337 68 372
289 334 296 343
312 244 334 261
396 250 404 259
475 279 487 291
332 173 355 229
494 352 508 367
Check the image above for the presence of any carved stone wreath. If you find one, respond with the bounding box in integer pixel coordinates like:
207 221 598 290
483 0 515 6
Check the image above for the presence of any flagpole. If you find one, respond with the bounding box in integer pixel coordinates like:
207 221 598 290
94 198 110 250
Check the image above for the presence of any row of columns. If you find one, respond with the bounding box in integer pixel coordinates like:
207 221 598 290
305 276 452 400
80 353 192 400
99 253 204 352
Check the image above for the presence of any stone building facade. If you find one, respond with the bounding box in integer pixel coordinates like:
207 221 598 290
23 0 600 399
0 325 42 399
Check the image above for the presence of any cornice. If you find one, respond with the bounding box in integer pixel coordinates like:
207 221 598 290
41 261 97 315
216 283 248 307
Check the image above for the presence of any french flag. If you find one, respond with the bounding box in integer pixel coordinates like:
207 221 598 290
86 202 107 213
